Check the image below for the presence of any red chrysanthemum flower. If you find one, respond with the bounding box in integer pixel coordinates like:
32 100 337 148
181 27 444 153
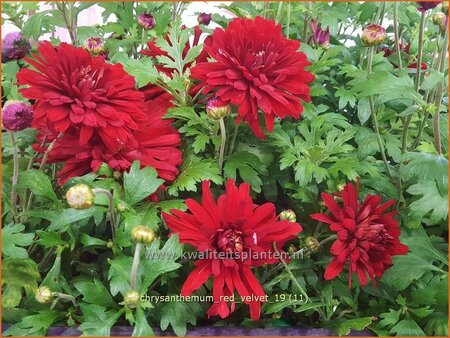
162 179 302 320
39 102 182 185
191 16 315 138
16 41 147 151
311 181 409 287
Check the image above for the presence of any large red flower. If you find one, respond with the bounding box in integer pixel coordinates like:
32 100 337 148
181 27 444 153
191 16 315 138
162 179 302 320
16 41 147 151
39 101 182 185
311 181 409 287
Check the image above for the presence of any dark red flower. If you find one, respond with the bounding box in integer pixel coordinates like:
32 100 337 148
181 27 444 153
162 179 302 320
417 1 441 12
16 42 147 152
191 16 314 138
310 20 330 48
381 43 428 70
311 181 408 287
38 100 182 185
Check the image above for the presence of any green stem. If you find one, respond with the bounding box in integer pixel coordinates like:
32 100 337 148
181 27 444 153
286 2 291 37
228 123 239 156
414 11 426 92
92 188 117 240
51 292 77 308
273 242 309 302
302 2 310 42
393 2 402 69
9 132 20 223
130 243 143 290
367 47 394 180
275 2 283 22
218 118 227 173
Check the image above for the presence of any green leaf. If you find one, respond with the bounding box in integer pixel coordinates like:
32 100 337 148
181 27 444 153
123 161 164 205
80 233 108 247
390 319 426 336
3 310 62 336
49 207 104 230
22 10 52 40
2 223 34 258
167 157 222 196
334 317 373 336
133 306 154 336
335 87 356 109
424 312 449 336
122 58 159 87
224 151 268 193
140 235 183 292
420 69 444 91
36 230 66 248
16 170 58 202
352 70 425 105
407 180 448 224
381 253 444 290
379 308 402 328
74 279 118 309
400 152 448 191
2 258 40 308
160 301 202 336
108 254 133 297
78 304 124 336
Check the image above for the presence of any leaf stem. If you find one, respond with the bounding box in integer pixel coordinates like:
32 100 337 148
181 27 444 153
130 243 143 290
9 132 20 223
367 47 394 180
393 2 402 69
93 188 117 240
218 117 227 173
273 242 309 302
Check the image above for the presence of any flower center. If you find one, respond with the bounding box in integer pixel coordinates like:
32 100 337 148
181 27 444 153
215 229 244 253
251 50 266 69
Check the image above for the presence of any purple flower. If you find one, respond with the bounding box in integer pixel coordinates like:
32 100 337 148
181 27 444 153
311 20 330 48
417 1 441 12
138 13 156 29
2 101 33 131
2 32 31 63
198 13 212 25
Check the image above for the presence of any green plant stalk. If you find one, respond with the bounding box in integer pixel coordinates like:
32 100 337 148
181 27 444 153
302 2 311 42
93 188 117 240
377 1 386 25
402 10 427 152
218 117 227 173
286 2 291 37
393 2 403 69
263 1 269 19
432 29 448 154
9 132 19 223
227 123 239 156
130 243 143 290
275 1 283 22
273 242 309 302
367 47 394 180
57 2 78 44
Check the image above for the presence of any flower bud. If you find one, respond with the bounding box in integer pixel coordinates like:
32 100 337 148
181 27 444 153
361 24 386 47
206 98 231 120
417 1 440 12
311 20 330 48
198 13 212 25
124 290 140 309
2 100 33 131
138 13 156 29
288 244 298 255
107 240 114 248
1 32 31 63
131 226 156 244
442 2 449 13
35 286 53 304
83 37 105 56
113 171 123 181
116 202 127 213
305 237 320 253
432 13 447 33
279 209 297 222
337 183 346 192
66 184 95 209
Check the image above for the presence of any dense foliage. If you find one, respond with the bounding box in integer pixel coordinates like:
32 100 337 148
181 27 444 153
1 1 448 336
